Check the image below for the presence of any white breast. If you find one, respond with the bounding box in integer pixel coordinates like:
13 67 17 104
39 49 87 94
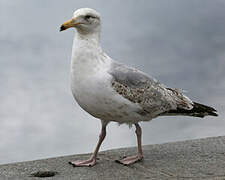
70 35 145 124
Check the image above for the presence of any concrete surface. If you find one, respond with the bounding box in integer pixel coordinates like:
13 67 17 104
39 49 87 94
1 136 225 180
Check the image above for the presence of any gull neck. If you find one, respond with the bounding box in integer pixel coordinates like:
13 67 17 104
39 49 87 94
75 30 101 46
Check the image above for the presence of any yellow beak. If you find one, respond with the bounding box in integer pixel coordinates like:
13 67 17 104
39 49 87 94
60 18 80 31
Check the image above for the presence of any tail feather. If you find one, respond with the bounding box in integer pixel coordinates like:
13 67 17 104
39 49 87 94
165 102 218 118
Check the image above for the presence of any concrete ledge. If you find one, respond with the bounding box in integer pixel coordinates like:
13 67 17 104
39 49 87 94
1 136 225 179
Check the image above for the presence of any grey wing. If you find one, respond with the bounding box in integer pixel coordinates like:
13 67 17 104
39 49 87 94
108 61 193 117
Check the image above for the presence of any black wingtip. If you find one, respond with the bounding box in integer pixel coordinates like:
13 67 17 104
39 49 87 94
208 111 218 117
193 102 218 117
165 102 218 118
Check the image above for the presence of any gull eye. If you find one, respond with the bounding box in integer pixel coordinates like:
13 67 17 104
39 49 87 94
84 15 92 20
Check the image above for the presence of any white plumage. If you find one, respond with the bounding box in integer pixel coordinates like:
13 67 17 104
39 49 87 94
60 8 218 167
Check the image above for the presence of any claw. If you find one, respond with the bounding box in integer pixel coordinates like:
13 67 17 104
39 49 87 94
115 155 143 166
68 158 96 167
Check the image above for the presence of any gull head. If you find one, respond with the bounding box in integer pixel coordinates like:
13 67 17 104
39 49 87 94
60 8 101 34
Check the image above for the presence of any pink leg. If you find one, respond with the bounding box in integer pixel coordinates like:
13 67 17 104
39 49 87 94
69 121 107 167
116 123 143 165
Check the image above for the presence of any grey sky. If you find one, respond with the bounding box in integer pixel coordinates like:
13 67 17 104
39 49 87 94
0 0 224 164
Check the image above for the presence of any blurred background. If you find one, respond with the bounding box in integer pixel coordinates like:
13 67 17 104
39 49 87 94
0 0 224 165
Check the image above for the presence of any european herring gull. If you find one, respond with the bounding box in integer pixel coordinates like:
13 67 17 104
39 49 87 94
60 8 218 166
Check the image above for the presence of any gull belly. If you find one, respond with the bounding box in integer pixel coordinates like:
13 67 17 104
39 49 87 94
71 62 144 124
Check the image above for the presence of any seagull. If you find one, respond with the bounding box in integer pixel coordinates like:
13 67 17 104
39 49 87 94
60 8 218 167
